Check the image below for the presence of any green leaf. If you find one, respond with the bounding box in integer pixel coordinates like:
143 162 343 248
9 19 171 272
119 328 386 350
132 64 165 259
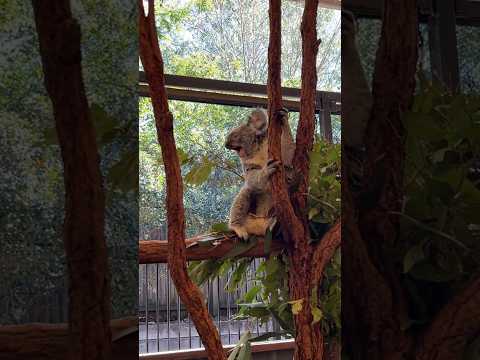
249 332 286 342
311 306 323 324
403 243 425 273
210 222 230 233
184 159 214 185
243 285 261 303
264 228 272 254
288 299 304 315
177 147 191 165
237 340 252 360
308 207 319 220
107 152 139 193
226 259 251 291
221 237 258 260
90 103 118 145
228 345 241 360
268 304 295 334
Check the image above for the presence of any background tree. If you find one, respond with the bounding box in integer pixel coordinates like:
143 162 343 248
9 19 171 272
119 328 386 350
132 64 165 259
0 0 137 325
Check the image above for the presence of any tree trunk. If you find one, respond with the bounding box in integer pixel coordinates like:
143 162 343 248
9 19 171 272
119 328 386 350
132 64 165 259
343 1 418 359
31 2 112 359
138 1 226 359
267 1 341 359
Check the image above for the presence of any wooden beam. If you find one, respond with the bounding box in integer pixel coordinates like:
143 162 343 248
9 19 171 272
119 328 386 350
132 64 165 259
345 0 480 24
0 317 137 360
139 339 295 360
140 72 324 100
139 84 312 112
139 233 287 263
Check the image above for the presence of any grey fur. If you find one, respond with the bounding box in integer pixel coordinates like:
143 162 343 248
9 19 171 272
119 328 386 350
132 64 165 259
225 108 295 239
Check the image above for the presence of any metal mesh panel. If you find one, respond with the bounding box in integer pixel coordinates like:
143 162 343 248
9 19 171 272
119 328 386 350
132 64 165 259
139 260 281 354
456 24 480 93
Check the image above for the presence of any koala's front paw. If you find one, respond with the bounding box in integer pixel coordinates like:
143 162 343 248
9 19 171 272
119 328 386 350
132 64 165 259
276 108 289 124
230 224 250 241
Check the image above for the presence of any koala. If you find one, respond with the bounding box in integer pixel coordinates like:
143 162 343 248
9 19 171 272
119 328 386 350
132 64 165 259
225 108 296 239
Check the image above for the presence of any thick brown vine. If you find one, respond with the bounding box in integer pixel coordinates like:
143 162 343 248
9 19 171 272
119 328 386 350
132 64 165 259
138 1 226 359
32 1 112 359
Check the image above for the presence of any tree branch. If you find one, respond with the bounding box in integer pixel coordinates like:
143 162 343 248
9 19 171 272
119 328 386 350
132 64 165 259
416 275 480 360
267 0 304 246
139 234 286 263
138 1 225 359
292 0 320 213
311 221 341 288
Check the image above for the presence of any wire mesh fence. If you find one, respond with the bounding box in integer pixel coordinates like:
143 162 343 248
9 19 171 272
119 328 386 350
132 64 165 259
138 259 282 354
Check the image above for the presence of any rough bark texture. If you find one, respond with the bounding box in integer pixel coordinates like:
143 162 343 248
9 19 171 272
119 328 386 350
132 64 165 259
138 1 226 359
139 234 285 263
267 1 336 359
343 1 418 359
415 275 480 360
0 317 136 360
31 2 112 359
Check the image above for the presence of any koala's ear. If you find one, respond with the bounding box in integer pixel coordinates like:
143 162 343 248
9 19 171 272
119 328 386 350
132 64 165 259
247 108 268 134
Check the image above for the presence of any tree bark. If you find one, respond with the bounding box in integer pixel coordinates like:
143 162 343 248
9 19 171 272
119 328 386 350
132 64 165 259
31 2 112 359
416 275 480 360
139 234 286 263
343 1 418 359
0 317 136 360
267 1 336 359
138 1 226 359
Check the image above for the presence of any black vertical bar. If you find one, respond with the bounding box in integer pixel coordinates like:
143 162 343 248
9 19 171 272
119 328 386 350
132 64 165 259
321 105 333 143
156 264 159 352
428 0 460 92
145 264 149 353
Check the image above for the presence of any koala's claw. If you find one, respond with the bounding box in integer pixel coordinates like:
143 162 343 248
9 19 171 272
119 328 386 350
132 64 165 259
267 158 281 167
265 159 281 176
230 225 249 241
267 217 277 231
276 108 289 123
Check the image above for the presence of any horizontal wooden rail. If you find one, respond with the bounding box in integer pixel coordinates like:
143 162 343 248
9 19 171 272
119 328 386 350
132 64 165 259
138 84 311 112
139 233 286 263
0 317 137 360
138 73 341 114
345 0 480 24
140 339 295 360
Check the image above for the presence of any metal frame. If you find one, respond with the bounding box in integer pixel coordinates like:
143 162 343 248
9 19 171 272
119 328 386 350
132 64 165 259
139 72 341 142
140 339 295 360
139 72 341 114
345 0 480 93
344 0 480 24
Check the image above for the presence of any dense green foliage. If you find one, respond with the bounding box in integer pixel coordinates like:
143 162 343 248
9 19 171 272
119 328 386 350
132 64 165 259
400 77 480 327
